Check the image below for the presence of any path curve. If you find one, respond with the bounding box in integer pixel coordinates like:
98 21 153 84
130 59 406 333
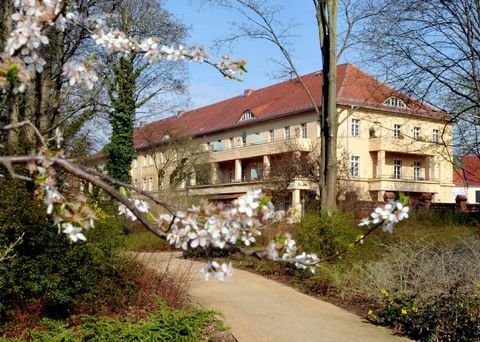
136 252 408 342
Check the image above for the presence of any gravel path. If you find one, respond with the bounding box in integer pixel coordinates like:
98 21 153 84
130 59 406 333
136 252 409 342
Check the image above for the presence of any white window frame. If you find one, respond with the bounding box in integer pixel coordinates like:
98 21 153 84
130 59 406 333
284 126 290 140
394 160 402 179
384 97 407 108
351 119 360 137
413 127 421 140
413 161 421 180
433 129 439 143
300 123 307 139
269 130 274 142
394 124 401 139
350 155 360 177
240 110 254 121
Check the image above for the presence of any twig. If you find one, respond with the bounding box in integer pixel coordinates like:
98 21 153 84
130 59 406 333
0 233 25 263
3 120 48 148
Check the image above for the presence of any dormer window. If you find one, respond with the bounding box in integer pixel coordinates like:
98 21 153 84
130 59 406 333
384 97 407 108
239 110 255 121
161 132 171 141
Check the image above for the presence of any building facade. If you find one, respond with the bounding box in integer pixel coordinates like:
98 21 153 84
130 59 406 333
129 64 455 212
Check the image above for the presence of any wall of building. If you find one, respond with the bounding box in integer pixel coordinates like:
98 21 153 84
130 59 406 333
128 105 456 203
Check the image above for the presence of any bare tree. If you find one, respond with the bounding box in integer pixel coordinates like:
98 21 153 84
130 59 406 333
204 0 381 211
357 0 480 160
138 134 211 190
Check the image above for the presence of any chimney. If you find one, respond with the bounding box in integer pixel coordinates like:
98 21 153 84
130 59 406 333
176 110 185 117
243 89 254 97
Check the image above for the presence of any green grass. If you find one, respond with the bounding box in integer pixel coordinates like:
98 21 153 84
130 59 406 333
124 229 171 252
0 305 223 342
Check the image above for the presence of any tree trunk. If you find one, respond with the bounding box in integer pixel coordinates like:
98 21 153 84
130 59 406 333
106 56 137 183
315 0 338 211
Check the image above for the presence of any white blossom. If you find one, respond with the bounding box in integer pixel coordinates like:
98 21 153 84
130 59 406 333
63 223 86 242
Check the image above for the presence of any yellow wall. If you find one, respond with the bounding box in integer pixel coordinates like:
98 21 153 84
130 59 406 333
129 105 455 203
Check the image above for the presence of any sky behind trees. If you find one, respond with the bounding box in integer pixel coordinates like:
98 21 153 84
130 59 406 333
164 0 356 110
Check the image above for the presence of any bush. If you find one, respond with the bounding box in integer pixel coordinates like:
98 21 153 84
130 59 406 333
0 181 135 324
296 211 360 258
369 287 480 341
0 305 221 341
354 239 480 300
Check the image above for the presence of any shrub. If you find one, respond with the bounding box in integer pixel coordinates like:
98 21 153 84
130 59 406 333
354 239 480 300
296 210 360 258
369 287 480 341
2 305 221 342
0 181 135 324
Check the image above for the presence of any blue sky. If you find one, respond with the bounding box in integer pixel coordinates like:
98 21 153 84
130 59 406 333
163 0 356 110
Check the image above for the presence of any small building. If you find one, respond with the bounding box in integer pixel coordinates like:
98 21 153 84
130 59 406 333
454 156 480 203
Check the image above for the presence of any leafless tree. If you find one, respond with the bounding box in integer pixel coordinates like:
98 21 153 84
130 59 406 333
204 0 380 210
357 0 480 160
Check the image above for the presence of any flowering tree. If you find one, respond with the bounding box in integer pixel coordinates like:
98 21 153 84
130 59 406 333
0 0 409 280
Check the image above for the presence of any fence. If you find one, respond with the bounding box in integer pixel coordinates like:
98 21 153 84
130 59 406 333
341 193 480 218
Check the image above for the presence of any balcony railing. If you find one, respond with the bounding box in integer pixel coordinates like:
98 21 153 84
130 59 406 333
208 136 311 152
373 175 439 182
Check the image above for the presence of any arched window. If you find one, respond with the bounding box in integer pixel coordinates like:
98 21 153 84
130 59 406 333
239 110 255 121
384 97 407 108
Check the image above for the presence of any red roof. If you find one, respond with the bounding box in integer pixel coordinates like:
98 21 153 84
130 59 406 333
134 63 444 150
454 156 480 187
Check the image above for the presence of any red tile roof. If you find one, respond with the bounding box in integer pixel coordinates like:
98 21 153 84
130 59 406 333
454 156 480 187
134 63 444 150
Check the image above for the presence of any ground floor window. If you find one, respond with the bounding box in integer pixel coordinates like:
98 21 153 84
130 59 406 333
476 191 480 203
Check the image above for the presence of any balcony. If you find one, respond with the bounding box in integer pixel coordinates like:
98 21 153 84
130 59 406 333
369 137 439 155
187 179 264 197
209 137 313 162
369 175 441 193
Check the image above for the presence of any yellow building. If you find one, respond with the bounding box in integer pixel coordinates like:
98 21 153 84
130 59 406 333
130 64 455 212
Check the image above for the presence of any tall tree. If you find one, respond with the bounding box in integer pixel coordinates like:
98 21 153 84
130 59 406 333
209 0 366 210
314 0 338 210
101 0 187 183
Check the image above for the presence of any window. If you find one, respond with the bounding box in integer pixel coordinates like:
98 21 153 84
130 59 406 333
142 178 147 190
239 110 255 121
242 134 247 146
394 124 402 139
476 191 480 203
350 156 359 177
300 123 307 138
413 127 421 140
148 177 153 191
384 97 407 108
161 133 171 141
394 160 402 179
284 196 291 211
351 119 360 137
269 129 274 142
413 161 421 180
433 129 439 143
252 132 262 144
229 137 234 148
284 126 290 140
